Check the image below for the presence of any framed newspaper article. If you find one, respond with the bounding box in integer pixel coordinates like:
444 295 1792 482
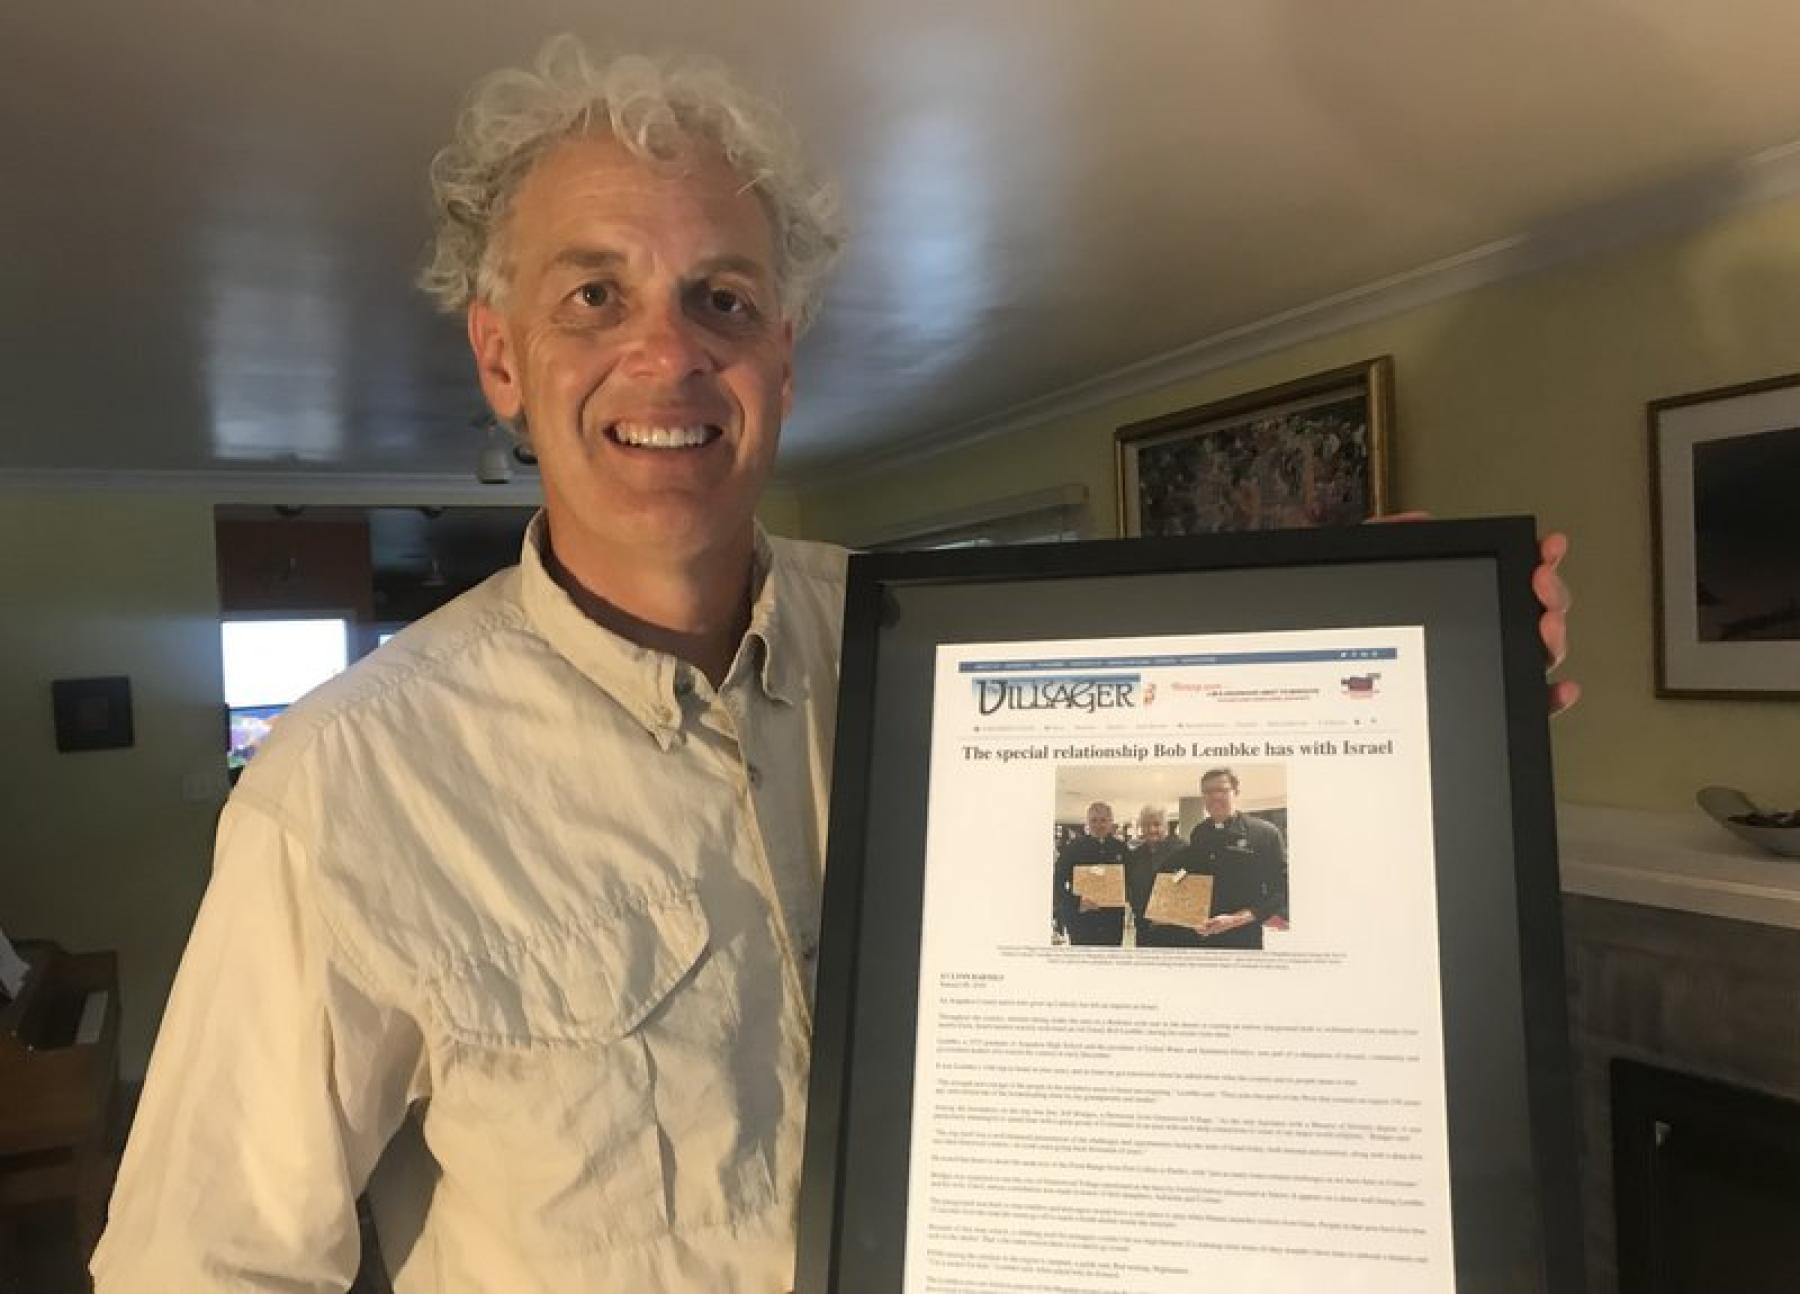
796 518 1582 1294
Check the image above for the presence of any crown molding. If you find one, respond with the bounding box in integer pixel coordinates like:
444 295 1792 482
845 483 1088 549
785 137 1800 490
0 467 545 506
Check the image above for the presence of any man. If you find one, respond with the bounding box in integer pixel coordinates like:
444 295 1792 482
1123 803 1181 945
95 39 847 1292
1167 768 1289 951
95 35 1577 1294
1053 800 1130 945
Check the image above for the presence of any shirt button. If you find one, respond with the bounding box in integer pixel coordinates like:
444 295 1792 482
673 669 693 696
801 938 818 962
746 762 763 788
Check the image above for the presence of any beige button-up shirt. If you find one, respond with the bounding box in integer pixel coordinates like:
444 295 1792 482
93 520 847 1293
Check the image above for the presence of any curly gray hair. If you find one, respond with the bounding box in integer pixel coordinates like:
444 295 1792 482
419 36 844 332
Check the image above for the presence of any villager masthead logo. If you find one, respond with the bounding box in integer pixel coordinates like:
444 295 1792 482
973 674 1140 716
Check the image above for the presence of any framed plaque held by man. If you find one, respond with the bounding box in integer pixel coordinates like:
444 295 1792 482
1070 864 1125 910
795 518 1582 1294
1143 871 1213 930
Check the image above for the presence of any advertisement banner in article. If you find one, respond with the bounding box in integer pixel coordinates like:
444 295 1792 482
903 625 1453 1294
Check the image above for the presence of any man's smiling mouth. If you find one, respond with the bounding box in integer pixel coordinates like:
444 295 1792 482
608 421 722 449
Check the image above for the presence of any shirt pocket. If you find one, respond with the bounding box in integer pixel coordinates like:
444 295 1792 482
422 885 713 1254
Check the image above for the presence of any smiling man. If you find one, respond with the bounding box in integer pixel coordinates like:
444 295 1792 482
1175 767 1289 951
96 40 848 1293
1054 800 1129 946
464 130 801 683
93 35 1574 1294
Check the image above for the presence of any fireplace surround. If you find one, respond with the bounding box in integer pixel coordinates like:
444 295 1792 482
1559 803 1800 1292
1611 1058 1800 1290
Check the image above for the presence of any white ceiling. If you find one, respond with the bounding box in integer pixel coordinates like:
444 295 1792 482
6 1 1800 488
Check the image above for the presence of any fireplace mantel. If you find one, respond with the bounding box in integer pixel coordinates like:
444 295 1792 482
1558 802 1800 931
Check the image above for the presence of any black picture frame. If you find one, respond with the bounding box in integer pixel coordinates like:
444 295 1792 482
1647 373 1800 699
797 518 1582 1293
51 675 135 753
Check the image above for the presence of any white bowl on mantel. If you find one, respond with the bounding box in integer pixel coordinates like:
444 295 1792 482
1696 786 1800 860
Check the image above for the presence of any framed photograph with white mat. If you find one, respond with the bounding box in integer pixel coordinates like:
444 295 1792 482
1649 374 1800 699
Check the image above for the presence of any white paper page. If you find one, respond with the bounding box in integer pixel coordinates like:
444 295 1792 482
902 626 1453 1293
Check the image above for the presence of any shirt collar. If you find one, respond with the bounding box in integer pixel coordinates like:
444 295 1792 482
516 513 796 744
741 524 802 707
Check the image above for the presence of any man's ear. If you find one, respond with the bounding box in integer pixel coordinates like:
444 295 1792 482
467 300 523 421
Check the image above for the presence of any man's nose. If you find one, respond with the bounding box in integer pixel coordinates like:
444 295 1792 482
621 299 712 381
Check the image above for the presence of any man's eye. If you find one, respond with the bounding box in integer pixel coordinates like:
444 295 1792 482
575 283 614 308
708 287 750 316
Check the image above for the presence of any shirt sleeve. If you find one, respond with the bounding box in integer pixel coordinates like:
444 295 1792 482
92 798 425 1292
1253 820 1290 922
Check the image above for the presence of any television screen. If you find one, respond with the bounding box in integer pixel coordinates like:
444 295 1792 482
220 617 349 767
227 704 286 769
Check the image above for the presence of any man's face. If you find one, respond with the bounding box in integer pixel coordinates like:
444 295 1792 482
1139 814 1167 845
1085 803 1115 838
467 134 793 565
1200 777 1238 822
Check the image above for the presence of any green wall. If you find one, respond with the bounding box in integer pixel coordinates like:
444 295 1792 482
0 486 798 1078
757 486 804 538
4 196 1798 1079
0 496 223 1079
794 195 1800 812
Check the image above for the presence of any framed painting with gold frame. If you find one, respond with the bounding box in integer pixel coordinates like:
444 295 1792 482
1116 357 1394 537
